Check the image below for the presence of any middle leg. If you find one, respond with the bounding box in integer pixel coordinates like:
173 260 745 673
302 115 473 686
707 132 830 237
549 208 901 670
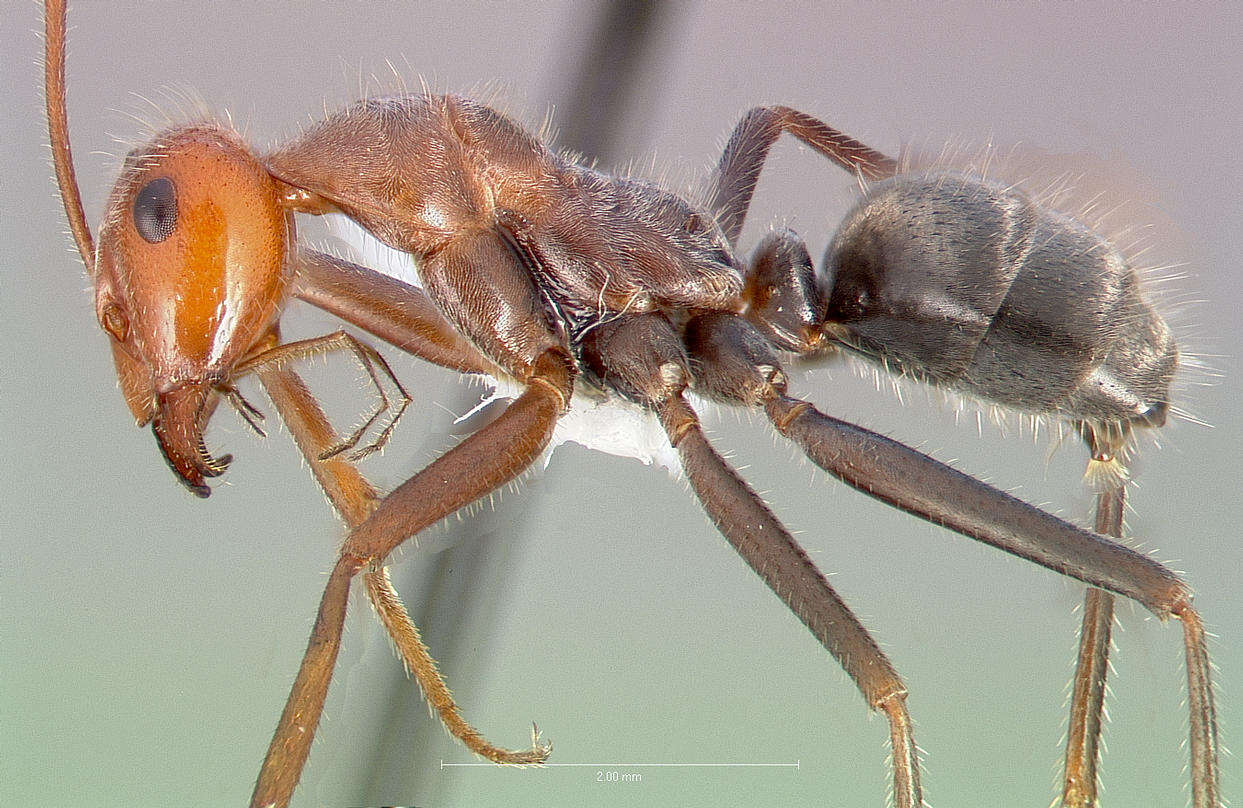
581 311 923 808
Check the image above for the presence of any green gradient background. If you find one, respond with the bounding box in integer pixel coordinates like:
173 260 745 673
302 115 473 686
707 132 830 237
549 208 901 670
3 2 1239 807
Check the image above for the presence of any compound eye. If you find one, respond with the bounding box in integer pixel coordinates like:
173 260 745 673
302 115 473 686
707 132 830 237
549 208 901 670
133 176 178 243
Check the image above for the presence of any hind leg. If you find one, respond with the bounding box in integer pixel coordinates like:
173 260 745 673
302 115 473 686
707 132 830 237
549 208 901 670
706 106 897 245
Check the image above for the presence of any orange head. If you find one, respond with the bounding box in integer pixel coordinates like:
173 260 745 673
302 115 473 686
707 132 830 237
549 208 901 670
93 125 294 496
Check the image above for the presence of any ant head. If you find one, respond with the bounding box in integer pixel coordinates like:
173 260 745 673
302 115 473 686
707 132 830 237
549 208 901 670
93 124 295 496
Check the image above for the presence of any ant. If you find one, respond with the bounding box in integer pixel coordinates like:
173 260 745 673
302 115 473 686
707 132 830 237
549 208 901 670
38 2 1223 807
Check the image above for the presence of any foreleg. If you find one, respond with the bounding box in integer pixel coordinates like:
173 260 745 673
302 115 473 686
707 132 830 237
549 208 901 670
251 226 577 808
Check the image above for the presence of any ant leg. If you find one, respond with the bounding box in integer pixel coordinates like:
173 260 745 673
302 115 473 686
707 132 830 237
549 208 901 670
707 106 898 245
663 395 922 808
1061 502 1119 807
763 396 1184 613
258 364 381 523
251 348 570 808
253 225 577 808
689 312 1182 604
1061 425 1128 808
582 313 923 808
685 311 1221 808
258 329 554 778
363 564 550 762
292 249 500 377
238 330 410 461
730 210 1222 806
1180 603 1221 808
764 400 1220 808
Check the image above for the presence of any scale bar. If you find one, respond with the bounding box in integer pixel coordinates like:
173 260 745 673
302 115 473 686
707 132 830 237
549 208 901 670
441 760 800 769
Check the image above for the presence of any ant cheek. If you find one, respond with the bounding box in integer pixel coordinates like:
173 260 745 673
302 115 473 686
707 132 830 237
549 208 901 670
109 339 156 427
